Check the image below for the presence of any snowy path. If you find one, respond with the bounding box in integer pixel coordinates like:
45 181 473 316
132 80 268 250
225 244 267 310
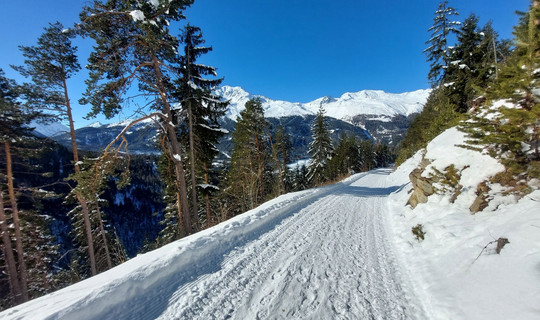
157 170 419 320
2 169 425 320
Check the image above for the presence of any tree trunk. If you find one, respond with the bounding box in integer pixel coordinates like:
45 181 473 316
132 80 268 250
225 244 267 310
204 163 211 229
4 142 29 302
96 205 112 270
187 100 199 231
0 185 23 304
151 55 191 235
268 133 284 195
63 74 97 277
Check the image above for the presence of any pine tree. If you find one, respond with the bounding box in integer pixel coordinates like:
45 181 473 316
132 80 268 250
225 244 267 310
174 24 228 231
80 0 194 235
326 133 359 180
491 2 540 110
424 0 460 86
0 70 37 303
464 1 540 181
358 140 376 171
307 106 333 185
374 143 394 168
443 15 509 113
269 125 292 195
443 14 484 112
292 164 310 191
226 98 272 214
12 21 101 277
0 70 59 305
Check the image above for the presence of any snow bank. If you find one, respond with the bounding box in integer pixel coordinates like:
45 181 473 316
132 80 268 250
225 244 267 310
1 184 345 320
421 127 505 208
386 127 540 320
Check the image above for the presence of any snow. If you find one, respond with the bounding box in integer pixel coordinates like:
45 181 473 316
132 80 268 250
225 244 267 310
216 85 430 122
198 123 229 134
421 127 504 192
88 121 103 128
386 127 540 320
30 120 68 137
2 127 538 319
130 10 145 22
287 158 310 169
1 171 426 319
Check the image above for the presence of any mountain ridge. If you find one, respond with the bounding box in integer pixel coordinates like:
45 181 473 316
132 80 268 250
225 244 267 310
216 85 430 122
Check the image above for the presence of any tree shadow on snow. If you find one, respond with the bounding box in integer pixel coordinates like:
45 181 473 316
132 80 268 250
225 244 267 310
335 184 405 197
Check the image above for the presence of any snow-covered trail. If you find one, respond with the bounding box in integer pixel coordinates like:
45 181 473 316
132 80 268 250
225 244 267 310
128 169 421 320
1 169 425 320
158 170 420 320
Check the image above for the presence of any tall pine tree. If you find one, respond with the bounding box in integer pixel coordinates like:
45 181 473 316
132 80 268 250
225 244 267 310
80 0 195 236
307 106 333 185
226 99 272 214
12 21 102 277
174 24 228 231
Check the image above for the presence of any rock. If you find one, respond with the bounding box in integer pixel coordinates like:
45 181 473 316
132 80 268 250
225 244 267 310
407 166 435 208
469 182 490 213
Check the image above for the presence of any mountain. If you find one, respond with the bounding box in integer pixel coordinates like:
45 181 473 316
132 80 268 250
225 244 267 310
216 86 430 146
30 120 69 138
216 86 430 121
51 86 429 157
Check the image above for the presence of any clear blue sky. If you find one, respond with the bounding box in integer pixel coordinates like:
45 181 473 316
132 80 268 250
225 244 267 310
0 0 531 127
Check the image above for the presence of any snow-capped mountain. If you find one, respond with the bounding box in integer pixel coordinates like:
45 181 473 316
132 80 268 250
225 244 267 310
216 86 430 122
50 86 429 157
30 120 69 138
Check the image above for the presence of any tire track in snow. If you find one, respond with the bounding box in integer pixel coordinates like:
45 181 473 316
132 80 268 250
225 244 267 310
156 170 424 320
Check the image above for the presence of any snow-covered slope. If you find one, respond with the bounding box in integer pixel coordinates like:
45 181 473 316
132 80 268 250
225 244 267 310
0 171 425 320
386 127 540 320
30 120 68 137
216 86 430 122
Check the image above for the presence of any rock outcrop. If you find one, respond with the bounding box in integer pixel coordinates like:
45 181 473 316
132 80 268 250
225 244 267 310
407 158 435 208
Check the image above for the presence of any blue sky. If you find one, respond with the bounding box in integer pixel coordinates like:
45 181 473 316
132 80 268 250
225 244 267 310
0 0 531 127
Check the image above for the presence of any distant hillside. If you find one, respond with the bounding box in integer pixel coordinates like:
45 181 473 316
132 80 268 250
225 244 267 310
49 86 429 159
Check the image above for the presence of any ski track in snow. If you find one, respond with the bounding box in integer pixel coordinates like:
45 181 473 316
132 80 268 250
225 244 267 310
3 170 426 320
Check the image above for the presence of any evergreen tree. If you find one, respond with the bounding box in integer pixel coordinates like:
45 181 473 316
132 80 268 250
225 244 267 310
307 106 333 185
80 0 195 236
0 70 61 305
174 24 228 231
326 133 359 180
424 0 460 86
293 164 310 191
0 71 29 304
491 2 540 110
443 14 483 112
374 143 394 168
443 15 509 113
464 1 540 181
358 140 376 171
226 98 272 214
269 125 292 195
12 21 102 277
